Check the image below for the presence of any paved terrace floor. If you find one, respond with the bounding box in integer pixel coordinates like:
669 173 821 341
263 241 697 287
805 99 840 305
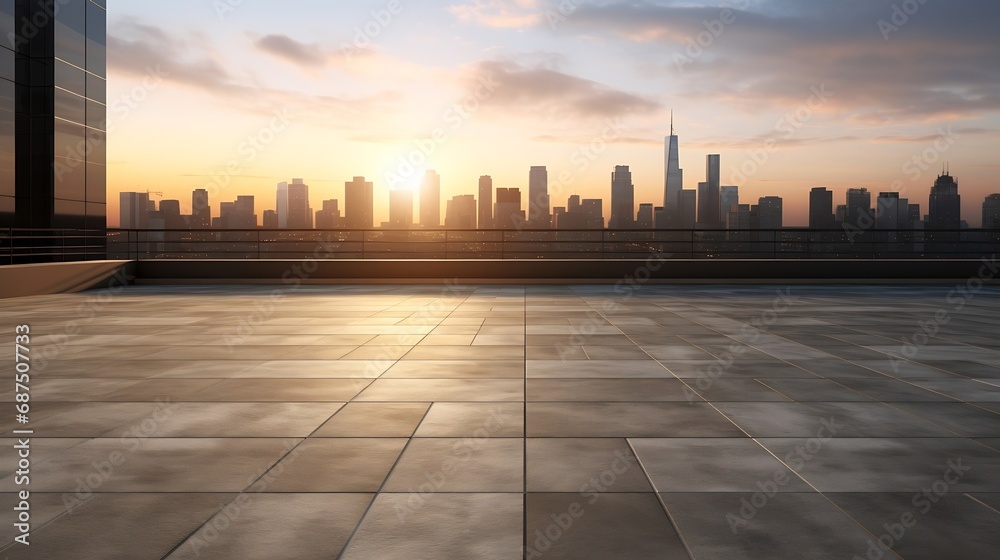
1 285 999 560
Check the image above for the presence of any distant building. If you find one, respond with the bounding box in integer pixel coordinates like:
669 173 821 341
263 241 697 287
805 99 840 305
637 204 654 229
285 179 311 229
610 165 635 229
388 190 413 229
344 176 374 229
528 167 550 228
720 186 739 224
446 195 477 229
263 210 279 229
664 114 684 210
420 170 441 228
809 187 835 230
120 192 151 229
192 189 211 229
757 197 783 230
928 172 961 230
876 192 913 230
697 155 722 228
478 176 493 229
983 194 1000 229
726 204 756 230
845 188 874 231
581 200 605 229
315 200 341 230
679 190 697 229
494 188 524 229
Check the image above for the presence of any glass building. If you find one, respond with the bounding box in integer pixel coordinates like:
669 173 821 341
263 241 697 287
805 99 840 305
1 0 107 238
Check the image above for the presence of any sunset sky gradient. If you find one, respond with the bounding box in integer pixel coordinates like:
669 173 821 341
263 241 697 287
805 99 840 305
106 0 1000 227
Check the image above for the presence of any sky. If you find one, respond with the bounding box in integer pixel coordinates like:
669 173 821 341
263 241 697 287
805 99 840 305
106 0 1000 227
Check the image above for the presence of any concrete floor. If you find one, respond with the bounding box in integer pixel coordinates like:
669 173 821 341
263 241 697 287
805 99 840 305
1 284 998 559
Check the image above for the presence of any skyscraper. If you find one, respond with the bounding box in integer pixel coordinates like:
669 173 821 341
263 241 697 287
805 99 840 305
637 204 654 229
344 176 374 229
315 200 341 230
610 165 635 229
664 112 684 210
679 190 697 229
421 170 441 228
446 195 477 229
388 190 413 229
845 188 874 230
494 188 524 229
984 194 1000 230
263 210 279 229
928 172 961 230
120 192 150 229
3 0 107 239
697 155 722 228
286 179 311 229
581 200 605 229
809 187 835 229
276 182 289 228
192 189 211 229
528 166 551 228
757 197 783 230
720 186 739 223
478 176 493 229
876 192 911 230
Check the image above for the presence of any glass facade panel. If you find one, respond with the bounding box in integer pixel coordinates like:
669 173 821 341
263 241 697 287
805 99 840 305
86 162 105 203
86 1 106 78
55 87 86 123
54 157 86 201
55 60 86 95
54 0 86 68
86 98 104 129
86 73 104 103
55 118 85 163
0 0 12 40
0 47 12 81
53 199 86 228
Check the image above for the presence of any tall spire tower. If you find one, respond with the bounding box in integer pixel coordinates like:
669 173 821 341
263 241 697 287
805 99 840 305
664 112 684 210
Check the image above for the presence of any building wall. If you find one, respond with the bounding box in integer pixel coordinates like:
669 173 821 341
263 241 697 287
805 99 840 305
5 0 107 231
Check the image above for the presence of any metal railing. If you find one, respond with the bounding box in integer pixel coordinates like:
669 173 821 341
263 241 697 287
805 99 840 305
104 228 1000 261
1 229 108 265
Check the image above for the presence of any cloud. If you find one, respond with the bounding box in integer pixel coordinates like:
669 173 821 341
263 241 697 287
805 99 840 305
253 34 327 68
466 59 660 119
556 0 1000 123
449 0 545 28
107 20 403 127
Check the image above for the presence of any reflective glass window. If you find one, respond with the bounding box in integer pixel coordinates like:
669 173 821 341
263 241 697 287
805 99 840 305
55 87 86 124
86 73 105 104
0 47 12 81
86 99 104 130
86 162 105 203
54 0 87 69
86 1 106 78
54 156 87 201
55 60 86 95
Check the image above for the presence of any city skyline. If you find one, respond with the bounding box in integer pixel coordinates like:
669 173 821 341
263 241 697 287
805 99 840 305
104 1 1000 227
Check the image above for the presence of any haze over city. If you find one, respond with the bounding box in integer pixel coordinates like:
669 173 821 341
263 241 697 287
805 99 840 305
106 0 1000 227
